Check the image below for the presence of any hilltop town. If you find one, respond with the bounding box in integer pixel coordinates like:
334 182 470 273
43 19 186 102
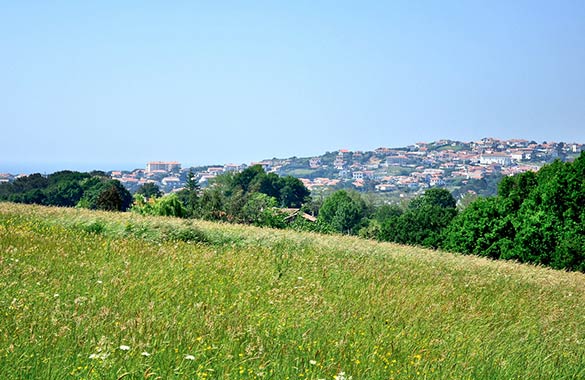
113 137 585 198
2 138 582 199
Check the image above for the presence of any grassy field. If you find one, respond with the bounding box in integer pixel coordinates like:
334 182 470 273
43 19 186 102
1 203 584 379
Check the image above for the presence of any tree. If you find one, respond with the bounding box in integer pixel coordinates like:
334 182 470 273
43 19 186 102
234 165 265 193
196 165 311 224
153 194 187 217
184 170 200 216
97 185 124 211
241 193 286 228
362 204 403 240
442 152 585 272
279 176 310 208
9 189 47 205
81 179 132 211
45 180 84 207
198 187 228 221
136 183 162 199
254 172 282 199
47 171 90 186
130 194 155 215
409 188 456 210
377 189 457 248
442 197 514 258
12 173 48 193
318 190 366 234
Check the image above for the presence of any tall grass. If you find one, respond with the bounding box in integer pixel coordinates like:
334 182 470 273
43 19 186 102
1 203 584 379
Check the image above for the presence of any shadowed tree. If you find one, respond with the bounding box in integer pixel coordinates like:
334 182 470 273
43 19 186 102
136 183 162 199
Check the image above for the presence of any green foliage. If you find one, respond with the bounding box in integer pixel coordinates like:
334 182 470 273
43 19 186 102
278 176 311 208
130 194 155 216
12 173 49 193
230 165 310 208
0 171 134 212
443 152 585 271
44 180 84 207
241 193 286 228
289 213 334 234
197 187 229 221
132 194 187 218
96 185 124 211
317 190 366 234
194 165 311 226
409 188 456 210
181 170 201 217
442 197 514 259
153 194 187 218
375 189 457 248
47 170 91 186
81 179 133 212
136 182 162 199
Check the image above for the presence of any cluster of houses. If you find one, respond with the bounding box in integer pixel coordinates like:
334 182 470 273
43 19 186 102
110 161 256 193
295 138 584 193
110 161 185 193
0 173 13 184
2 138 582 197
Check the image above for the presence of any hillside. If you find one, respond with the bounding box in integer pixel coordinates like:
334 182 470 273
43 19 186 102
1 203 584 379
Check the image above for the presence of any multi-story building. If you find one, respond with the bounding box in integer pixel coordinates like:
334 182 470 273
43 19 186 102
146 161 181 173
479 154 512 166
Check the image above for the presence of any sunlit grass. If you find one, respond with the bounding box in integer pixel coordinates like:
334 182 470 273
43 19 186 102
1 203 584 379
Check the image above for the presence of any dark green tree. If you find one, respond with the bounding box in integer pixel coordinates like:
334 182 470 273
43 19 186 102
96 185 124 211
234 165 265 193
184 170 201 216
442 152 585 272
80 179 132 211
279 176 310 208
47 171 90 186
136 183 162 199
378 189 457 248
12 173 48 193
45 180 84 207
442 197 514 259
318 190 366 234
409 188 456 210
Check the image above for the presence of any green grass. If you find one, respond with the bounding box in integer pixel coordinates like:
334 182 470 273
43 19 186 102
284 169 317 177
385 166 415 176
1 203 584 379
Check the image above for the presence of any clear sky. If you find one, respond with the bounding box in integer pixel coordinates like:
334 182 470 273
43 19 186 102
1 1 584 173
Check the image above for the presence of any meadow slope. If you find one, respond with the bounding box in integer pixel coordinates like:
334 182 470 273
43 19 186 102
1 203 584 379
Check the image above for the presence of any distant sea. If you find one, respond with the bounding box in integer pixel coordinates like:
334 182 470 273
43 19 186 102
0 162 143 175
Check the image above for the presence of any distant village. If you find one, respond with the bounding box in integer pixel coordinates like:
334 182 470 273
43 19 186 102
2 138 583 198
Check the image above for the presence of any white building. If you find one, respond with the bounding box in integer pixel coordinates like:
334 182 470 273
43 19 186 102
480 154 512 166
146 161 181 173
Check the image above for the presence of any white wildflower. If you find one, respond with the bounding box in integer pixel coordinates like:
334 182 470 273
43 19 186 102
89 353 109 360
309 359 317 365
119 345 130 351
335 371 352 380
185 354 195 360
141 351 150 357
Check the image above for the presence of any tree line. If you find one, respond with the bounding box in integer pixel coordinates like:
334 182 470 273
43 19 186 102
2 152 584 272
314 152 585 272
0 171 133 211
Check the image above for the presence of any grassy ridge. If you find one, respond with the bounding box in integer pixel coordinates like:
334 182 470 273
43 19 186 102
1 203 584 379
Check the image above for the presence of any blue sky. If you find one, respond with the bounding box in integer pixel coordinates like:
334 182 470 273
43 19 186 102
1 1 584 173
